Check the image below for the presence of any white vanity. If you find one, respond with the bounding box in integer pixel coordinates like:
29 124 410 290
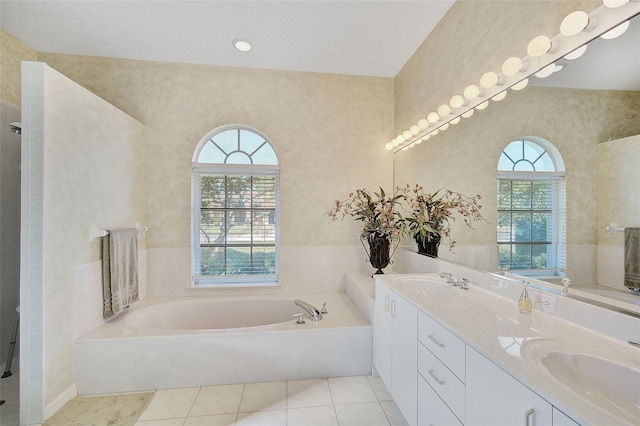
372 256 640 426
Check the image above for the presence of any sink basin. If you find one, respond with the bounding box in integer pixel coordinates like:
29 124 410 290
396 277 458 297
521 338 640 423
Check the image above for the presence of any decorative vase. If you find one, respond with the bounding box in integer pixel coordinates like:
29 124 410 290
415 233 441 257
360 232 399 275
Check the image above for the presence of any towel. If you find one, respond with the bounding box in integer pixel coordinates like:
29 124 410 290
103 228 139 319
624 227 640 291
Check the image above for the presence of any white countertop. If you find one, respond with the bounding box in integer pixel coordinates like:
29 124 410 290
376 273 640 425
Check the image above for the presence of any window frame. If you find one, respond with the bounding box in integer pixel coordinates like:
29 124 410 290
497 138 566 278
191 125 280 287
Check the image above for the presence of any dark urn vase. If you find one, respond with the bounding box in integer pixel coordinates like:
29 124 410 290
415 233 441 257
361 232 392 275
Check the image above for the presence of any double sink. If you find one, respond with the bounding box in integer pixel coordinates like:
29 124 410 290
389 274 640 424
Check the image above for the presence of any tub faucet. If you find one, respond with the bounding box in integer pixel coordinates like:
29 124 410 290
439 272 470 290
294 299 323 322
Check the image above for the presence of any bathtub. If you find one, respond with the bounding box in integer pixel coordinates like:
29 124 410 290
75 293 372 395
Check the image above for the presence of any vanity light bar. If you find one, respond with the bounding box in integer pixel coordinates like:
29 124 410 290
389 0 640 153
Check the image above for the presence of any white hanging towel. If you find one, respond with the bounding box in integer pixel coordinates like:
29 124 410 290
103 228 139 318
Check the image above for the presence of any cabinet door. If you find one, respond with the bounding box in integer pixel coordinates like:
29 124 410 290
466 346 552 426
391 294 418 426
552 408 579 426
373 280 393 391
418 374 462 426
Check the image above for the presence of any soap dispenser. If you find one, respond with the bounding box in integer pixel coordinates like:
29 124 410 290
518 281 533 314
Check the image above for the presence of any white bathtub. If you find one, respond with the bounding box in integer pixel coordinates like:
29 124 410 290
75 293 372 395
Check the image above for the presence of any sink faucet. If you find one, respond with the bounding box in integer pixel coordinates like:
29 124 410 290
439 272 470 290
294 299 323 322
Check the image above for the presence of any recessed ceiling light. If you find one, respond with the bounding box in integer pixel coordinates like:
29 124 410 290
233 39 252 52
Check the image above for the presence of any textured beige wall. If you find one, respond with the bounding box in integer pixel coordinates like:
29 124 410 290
37 54 395 250
0 29 37 105
34 64 147 406
394 0 601 133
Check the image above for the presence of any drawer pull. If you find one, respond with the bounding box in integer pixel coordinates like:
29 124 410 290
391 299 396 318
428 334 445 348
385 295 389 312
427 369 445 385
525 408 535 426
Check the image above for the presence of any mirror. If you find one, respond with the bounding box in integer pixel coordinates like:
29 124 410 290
394 12 640 314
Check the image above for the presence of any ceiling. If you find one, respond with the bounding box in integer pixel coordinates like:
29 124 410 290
0 0 455 78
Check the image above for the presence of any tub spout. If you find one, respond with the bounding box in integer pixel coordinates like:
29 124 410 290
294 299 322 322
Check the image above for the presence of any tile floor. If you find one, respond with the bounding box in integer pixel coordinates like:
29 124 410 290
133 375 407 426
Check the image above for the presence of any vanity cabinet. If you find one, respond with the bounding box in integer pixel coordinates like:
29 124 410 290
374 280 418 426
466 346 553 426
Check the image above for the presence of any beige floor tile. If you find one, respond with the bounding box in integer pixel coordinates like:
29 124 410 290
189 384 244 416
328 376 377 405
136 387 200 421
239 381 286 412
235 409 286 426
286 379 333 409
334 402 391 426
183 413 237 426
286 405 339 426
367 375 393 401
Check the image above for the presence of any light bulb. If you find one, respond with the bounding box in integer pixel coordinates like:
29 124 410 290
480 71 499 89
410 125 420 135
440 123 449 131
450 116 461 125
463 84 480 100
603 0 629 8
564 45 587 60
527 35 554 57
402 146 409 151
475 101 489 110
601 20 630 40
535 63 556 78
431 129 439 137
450 94 465 109
502 57 525 76
418 119 429 130
422 135 430 142
437 104 451 117
403 130 412 140
492 91 507 101
415 139 423 145
385 142 393 150
462 109 474 119
511 79 529 91
560 11 590 36
427 112 440 124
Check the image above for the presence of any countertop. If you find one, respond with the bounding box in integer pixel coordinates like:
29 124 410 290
376 273 640 425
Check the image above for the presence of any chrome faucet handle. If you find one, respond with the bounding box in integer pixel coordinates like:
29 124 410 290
293 313 306 324
459 278 470 290
321 302 328 315
562 278 571 294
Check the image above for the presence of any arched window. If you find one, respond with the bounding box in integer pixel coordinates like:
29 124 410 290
192 125 279 286
497 137 566 277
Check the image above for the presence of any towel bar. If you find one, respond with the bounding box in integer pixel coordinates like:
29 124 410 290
605 223 625 233
89 223 148 240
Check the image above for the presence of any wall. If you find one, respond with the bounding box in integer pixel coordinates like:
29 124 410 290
21 62 147 420
37 53 395 295
597 135 640 290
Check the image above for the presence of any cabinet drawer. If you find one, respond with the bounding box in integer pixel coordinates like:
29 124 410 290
418 311 466 381
418 343 465 423
418 373 463 426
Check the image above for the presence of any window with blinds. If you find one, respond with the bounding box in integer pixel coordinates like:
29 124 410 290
192 126 279 286
497 139 566 277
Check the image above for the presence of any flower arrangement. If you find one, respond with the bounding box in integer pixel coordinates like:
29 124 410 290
399 184 484 250
327 187 404 238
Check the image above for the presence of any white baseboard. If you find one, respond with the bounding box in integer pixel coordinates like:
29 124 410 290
45 383 77 420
